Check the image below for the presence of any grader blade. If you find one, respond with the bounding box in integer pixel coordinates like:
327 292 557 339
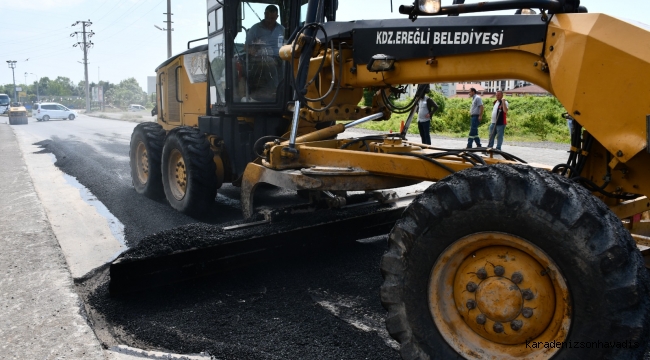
109 194 415 295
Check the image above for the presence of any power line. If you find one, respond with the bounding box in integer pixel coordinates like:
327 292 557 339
96 0 158 35
0 26 71 46
90 0 112 18
94 0 130 23
99 0 165 42
1 37 77 57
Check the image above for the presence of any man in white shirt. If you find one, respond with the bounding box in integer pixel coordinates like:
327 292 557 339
487 91 509 150
415 86 439 145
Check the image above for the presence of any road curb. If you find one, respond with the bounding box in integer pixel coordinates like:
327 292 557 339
0 123 106 359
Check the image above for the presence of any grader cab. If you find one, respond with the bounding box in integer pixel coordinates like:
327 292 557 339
119 0 650 358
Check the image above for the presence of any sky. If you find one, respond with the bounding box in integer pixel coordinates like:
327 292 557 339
0 0 648 92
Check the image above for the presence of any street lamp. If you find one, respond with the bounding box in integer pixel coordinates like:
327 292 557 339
6 60 17 103
27 72 39 102
154 22 174 58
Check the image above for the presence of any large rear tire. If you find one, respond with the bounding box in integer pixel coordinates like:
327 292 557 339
380 164 650 360
130 122 165 199
161 127 217 217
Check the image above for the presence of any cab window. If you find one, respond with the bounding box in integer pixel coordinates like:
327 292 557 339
231 1 290 103
208 4 226 105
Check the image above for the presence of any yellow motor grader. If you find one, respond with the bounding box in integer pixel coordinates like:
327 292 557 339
119 0 650 358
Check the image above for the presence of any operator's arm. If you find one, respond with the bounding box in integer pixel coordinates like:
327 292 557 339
502 100 508 115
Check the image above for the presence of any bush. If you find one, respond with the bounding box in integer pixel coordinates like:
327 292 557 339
351 94 570 143
521 113 551 140
440 107 471 133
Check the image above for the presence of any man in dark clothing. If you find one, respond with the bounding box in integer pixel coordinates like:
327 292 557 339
487 90 509 150
467 87 483 148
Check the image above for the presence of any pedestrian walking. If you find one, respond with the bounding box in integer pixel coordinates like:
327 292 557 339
415 87 439 145
467 88 483 148
487 91 509 150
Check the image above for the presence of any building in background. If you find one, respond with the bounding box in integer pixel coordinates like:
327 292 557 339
480 80 531 92
455 83 486 97
438 83 456 97
400 83 457 99
147 76 157 96
504 84 549 96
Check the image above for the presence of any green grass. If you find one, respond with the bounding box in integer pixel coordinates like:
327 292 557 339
353 95 571 143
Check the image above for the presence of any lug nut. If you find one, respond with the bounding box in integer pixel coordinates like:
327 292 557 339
494 265 505 276
466 299 477 310
476 268 487 280
511 271 523 284
476 314 486 325
522 307 533 318
466 282 478 292
522 289 534 300
493 322 504 333
511 320 523 331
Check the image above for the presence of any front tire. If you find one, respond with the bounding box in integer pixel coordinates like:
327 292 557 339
68 114 75 120
129 122 165 199
161 127 217 217
380 164 650 360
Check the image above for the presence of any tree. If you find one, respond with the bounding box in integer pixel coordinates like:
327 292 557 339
38 77 51 96
48 77 75 96
0 84 14 95
104 78 147 108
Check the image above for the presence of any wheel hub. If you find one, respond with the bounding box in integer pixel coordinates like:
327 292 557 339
429 233 571 359
475 277 522 323
175 161 187 189
136 142 149 184
453 245 556 345
168 149 187 200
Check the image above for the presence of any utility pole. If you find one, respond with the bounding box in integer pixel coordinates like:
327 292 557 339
162 0 173 58
6 60 17 102
71 20 94 113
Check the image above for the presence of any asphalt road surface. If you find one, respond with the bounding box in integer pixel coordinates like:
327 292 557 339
9 114 575 359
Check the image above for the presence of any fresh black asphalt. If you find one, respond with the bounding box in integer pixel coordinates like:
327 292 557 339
35 135 400 359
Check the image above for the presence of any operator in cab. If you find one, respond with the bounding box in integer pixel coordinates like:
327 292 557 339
245 5 285 100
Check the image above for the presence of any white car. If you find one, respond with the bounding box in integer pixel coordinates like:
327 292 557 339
34 103 77 121
128 104 146 112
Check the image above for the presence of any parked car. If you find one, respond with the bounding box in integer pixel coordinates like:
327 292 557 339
128 104 146 112
34 102 77 121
